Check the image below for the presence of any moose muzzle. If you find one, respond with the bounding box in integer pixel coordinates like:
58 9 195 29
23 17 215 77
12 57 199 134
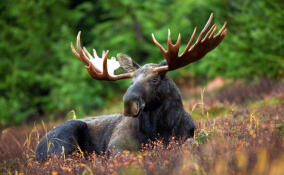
123 83 145 117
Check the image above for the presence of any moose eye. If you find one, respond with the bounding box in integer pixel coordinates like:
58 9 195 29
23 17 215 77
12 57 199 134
151 77 159 84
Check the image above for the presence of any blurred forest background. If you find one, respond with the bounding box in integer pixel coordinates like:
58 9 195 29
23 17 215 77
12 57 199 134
0 0 283 127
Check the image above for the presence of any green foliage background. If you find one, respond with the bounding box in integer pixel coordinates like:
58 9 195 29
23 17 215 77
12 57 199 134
0 0 283 126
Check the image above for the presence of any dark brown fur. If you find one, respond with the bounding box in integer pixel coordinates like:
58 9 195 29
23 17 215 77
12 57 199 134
35 56 195 161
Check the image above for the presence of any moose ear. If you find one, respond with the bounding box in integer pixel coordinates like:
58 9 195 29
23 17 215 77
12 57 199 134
117 53 140 73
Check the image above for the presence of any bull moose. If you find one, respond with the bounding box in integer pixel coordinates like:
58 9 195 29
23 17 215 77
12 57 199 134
35 13 227 161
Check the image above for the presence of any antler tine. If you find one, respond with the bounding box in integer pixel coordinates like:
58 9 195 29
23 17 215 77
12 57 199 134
183 27 197 55
152 30 182 68
209 25 217 39
71 42 81 60
102 50 110 77
83 47 93 58
102 50 106 58
196 13 214 43
77 32 101 74
71 31 133 81
216 22 227 37
93 49 99 58
152 33 167 55
202 24 216 42
168 29 172 46
71 32 101 80
175 33 181 47
153 13 227 73
76 31 92 66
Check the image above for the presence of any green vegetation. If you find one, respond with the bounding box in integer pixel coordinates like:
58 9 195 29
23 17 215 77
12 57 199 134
1 0 283 126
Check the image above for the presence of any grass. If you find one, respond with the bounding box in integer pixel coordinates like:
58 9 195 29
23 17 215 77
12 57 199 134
0 78 284 175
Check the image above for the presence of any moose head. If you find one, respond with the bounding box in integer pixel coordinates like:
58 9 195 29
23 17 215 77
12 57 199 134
71 13 227 119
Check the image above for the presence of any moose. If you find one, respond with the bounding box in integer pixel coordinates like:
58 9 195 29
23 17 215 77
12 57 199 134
35 13 227 161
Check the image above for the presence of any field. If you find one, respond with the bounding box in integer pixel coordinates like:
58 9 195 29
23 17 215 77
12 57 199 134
1 78 284 175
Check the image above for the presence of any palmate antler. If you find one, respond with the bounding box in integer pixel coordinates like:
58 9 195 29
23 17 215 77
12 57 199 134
71 32 133 81
152 13 227 73
71 13 227 80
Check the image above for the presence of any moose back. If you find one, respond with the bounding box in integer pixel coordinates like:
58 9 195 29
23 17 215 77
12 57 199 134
35 13 227 161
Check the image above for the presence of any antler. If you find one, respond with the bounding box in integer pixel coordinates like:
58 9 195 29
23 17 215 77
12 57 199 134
152 13 227 72
71 31 133 81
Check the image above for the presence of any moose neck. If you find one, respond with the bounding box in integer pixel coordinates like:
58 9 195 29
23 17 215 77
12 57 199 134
138 76 186 143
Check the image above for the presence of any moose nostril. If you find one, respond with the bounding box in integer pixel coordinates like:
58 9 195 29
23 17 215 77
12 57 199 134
132 102 140 115
123 97 142 117
123 83 145 117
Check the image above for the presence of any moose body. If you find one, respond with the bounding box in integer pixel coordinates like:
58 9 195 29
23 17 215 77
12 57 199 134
35 13 227 161
36 66 195 161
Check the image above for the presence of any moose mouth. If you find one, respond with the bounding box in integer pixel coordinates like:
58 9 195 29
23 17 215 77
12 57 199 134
123 100 145 117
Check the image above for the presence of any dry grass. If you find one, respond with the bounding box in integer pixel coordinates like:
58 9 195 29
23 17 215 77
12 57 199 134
1 79 284 175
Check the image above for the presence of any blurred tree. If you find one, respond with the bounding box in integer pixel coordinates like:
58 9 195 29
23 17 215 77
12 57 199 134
193 0 284 80
0 0 80 125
